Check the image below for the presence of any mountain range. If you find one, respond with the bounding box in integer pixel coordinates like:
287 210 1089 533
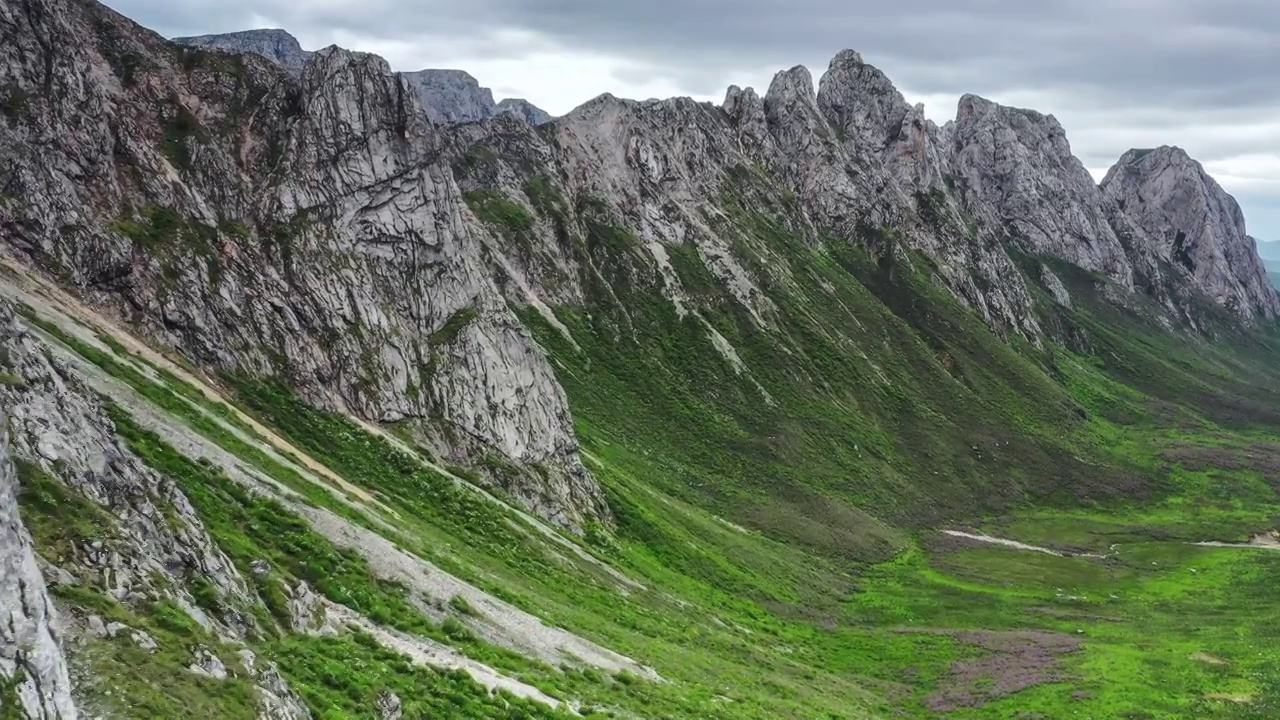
173 28 553 126
4 0 1280 718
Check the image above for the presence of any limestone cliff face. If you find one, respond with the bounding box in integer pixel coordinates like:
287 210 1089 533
0 0 605 528
2 0 1276 534
1101 146 1280 322
174 30 553 126
174 29 312 74
0 384 77 719
400 68 497 124
947 95 1136 290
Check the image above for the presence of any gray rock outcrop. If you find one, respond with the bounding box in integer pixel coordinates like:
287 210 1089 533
173 30 552 126
947 94 1136 289
0 365 78 719
497 98 553 126
1101 146 1280 322
400 69 496 124
174 28 312 74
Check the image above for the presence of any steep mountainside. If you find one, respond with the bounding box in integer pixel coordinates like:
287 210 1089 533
1101 146 1280 323
174 29 553 125
5 0 1280 718
1 4 602 529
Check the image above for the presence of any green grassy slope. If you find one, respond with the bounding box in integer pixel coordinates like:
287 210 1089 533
481 167 1280 716
10 155 1280 718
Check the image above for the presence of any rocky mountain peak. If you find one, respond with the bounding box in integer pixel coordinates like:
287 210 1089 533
561 92 638 126
947 93 1136 289
174 28 312 74
310 43 393 76
172 28 552 126
955 93 996 121
763 65 831 155
497 98 553 126
765 65 818 107
722 84 769 149
1101 145 1280 322
830 48 865 66
817 48 910 139
814 49 947 191
722 84 759 113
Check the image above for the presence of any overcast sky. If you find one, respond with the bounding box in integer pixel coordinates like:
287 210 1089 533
109 0 1280 240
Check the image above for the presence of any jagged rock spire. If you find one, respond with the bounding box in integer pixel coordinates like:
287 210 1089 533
947 93 1136 289
1102 145 1280 322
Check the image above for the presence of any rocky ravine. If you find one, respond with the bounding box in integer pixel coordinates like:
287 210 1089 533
174 28 553 125
3 0 1278 536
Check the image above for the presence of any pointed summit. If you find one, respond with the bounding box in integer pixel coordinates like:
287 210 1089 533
765 65 817 107
1101 146 1279 322
948 94 1135 288
722 84 769 149
817 51 906 142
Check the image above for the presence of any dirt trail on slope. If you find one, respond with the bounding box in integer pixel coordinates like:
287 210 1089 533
324 604 571 710
940 531 1108 559
1193 531 1280 551
0 259 659 681
0 260 391 513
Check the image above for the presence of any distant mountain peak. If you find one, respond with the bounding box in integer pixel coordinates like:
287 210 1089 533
1101 145 1279 321
172 28 553 125
174 28 311 74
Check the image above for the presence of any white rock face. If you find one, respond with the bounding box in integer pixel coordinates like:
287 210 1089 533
496 98 553 126
253 661 313 720
1040 265 1072 308
174 29 312 74
947 94 1135 289
1101 146 1280 322
377 691 403 720
187 646 229 680
174 29 552 126
0 0 606 529
0 404 78 719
